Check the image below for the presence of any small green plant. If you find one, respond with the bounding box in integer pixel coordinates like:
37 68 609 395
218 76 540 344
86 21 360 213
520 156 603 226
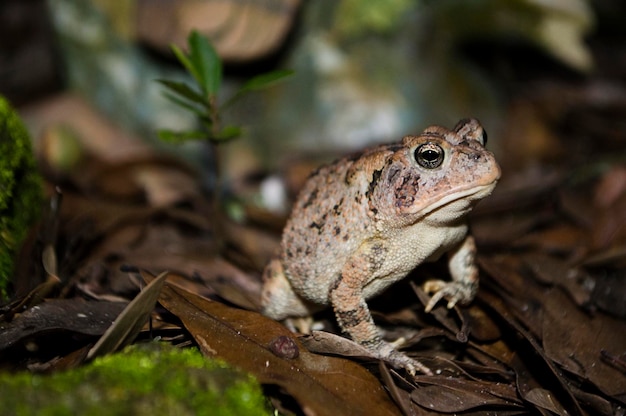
157 31 292 248
158 31 292 143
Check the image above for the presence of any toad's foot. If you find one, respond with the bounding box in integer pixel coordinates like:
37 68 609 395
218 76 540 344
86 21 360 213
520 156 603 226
423 279 477 313
376 341 433 376
283 316 315 334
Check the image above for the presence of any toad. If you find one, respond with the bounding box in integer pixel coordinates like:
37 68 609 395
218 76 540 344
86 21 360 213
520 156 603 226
262 119 500 374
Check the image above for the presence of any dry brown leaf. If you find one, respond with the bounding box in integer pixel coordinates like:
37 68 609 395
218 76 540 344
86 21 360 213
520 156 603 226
593 165 626 208
522 252 591 306
0 299 127 354
479 290 587 414
299 331 376 359
156 282 401 416
514 224 587 254
542 288 626 399
410 376 523 413
523 387 571 415
86 271 169 361
378 363 426 416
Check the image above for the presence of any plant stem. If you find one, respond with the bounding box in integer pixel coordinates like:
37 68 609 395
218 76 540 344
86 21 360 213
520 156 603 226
208 96 225 254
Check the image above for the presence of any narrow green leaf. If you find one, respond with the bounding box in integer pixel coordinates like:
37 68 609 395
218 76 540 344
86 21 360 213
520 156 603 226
223 69 294 109
157 79 208 107
212 125 242 142
158 129 208 143
188 31 222 96
240 69 294 93
161 92 206 118
170 44 201 87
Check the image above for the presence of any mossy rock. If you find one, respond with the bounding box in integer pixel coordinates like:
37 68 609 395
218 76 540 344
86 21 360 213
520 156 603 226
0 343 270 416
0 96 42 299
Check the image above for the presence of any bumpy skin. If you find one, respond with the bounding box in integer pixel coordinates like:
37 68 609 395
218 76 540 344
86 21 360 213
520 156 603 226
262 119 500 375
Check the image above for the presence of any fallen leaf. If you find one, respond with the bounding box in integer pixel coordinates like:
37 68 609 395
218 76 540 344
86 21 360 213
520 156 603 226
156 281 401 416
410 376 523 412
524 387 570 415
299 330 375 359
86 271 169 360
542 288 626 399
0 299 126 353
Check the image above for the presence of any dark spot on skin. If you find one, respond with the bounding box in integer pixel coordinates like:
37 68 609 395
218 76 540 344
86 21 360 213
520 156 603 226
394 173 420 208
386 164 401 184
343 157 363 185
286 249 293 258
368 243 386 271
307 165 323 180
302 188 318 209
336 307 367 328
332 197 344 215
366 168 383 200
334 226 341 236
342 234 349 241
329 274 343 293
359 336 383 348
367 166 389 216
309 221 324 233
309 213 328 234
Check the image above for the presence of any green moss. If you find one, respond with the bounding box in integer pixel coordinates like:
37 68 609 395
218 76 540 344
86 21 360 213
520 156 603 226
0 96 43 299
0 343 270 416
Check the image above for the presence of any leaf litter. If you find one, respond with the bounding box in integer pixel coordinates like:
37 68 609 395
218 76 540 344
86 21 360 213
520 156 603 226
4 122 623 415
6 57 626 416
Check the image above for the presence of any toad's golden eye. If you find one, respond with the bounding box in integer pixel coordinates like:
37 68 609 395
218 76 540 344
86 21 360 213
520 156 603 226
414 143 444 169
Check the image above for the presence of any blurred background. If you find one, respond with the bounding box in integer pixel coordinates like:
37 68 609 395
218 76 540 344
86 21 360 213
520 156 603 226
3 0 624 183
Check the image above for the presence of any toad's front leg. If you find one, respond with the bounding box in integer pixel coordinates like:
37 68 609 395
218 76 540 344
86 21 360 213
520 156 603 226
423 235 479 313
329 242 432 375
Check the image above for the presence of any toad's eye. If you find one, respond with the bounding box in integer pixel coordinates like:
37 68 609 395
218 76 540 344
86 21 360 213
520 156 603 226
414 143 444 169
479 129 488 146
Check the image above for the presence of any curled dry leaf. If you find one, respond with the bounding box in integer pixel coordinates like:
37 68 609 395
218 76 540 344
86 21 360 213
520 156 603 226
299 330 376 359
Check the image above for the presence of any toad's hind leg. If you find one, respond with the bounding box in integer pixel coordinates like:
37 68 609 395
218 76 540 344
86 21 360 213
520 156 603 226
261 258 313 321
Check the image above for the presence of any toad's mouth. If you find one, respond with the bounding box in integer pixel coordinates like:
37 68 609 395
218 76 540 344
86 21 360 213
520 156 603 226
421 181 499 219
